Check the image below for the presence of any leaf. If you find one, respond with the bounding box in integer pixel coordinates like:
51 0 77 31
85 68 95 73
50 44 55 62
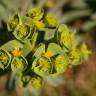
82 21 96 31
1 0 18 12
0 4 11 22
91 13 96 20
47 43 62 56
22 39 32 56
70 0 88 9
21 16 34 27
59 10 91 23
1 40 23 52
46 75 64 87
33 44 45 58
44 28 56 40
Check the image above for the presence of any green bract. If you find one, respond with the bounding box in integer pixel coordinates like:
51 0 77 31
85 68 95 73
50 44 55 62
32 56 52 77
57 24 69 33
13 24 31 40
7 14 21 31
11 56 28 73
26 7 44 20
44 13 58 28
0 49 11 69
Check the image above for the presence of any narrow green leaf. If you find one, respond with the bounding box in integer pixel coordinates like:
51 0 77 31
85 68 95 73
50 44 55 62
82 21 96 31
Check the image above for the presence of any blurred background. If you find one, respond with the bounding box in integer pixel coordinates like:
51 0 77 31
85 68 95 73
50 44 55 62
0 0 96 96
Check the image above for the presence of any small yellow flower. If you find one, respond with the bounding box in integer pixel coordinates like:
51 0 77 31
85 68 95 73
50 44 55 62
42 50 53 58
11 48 22 57
13 24 31 40
27 7 44 20
45 13 58 28
69 49 80 64
80 43 91 59
35 20 45 30
0 49 11 69
7 14 20 31
52 55 68 76
11 56 28 72
32 56 52 76
60 31 76 49
60 31 71 48
30 76 42 89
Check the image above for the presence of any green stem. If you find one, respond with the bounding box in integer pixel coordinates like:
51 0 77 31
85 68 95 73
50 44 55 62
23 87 30 96
6 72 16 91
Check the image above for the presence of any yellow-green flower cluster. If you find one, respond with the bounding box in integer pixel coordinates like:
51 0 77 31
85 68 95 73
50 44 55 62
0 7 90 90
0 48 28 73
57 24 90 65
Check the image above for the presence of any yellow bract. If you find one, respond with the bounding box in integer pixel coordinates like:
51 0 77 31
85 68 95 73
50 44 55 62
11 48 22 57
42 50 53 58
35 20 45 30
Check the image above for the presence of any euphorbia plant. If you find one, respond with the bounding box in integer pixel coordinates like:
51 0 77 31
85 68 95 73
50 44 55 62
0 7 90 95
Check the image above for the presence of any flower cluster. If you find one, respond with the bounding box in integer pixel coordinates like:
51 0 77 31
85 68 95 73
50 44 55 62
0 7 90 90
